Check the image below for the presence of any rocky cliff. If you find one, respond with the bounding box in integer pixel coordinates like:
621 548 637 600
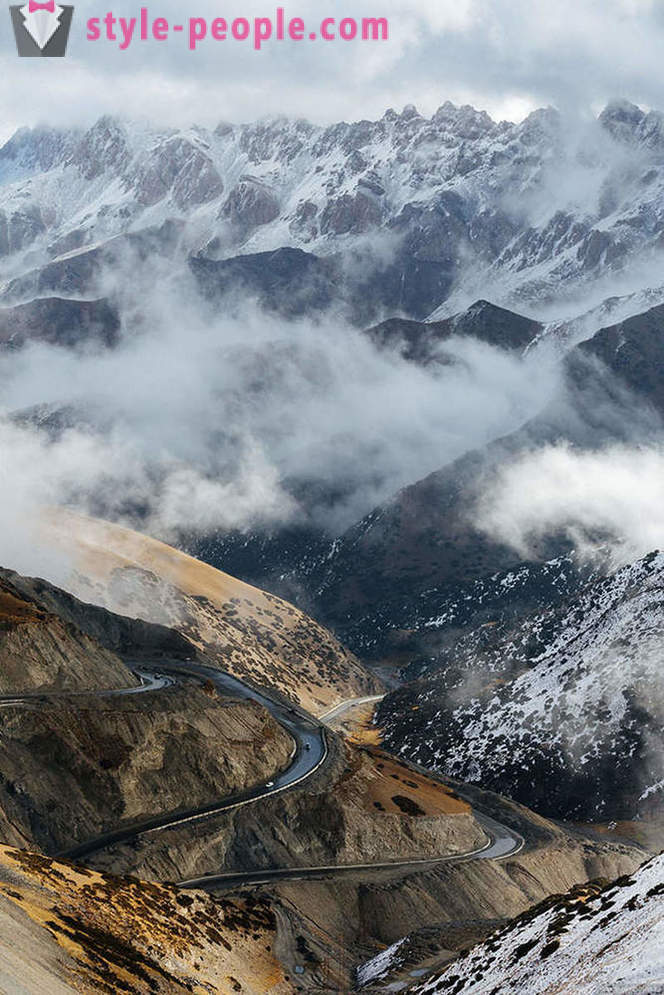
0 573 136 693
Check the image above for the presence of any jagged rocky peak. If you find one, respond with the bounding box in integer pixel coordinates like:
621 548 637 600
597 98 664 150
515 105 562 144
6 99 664 316
599 98 646 138
238 114 315 164
128 131 224 209
214 119 234 137
70 115 129 180
0 124 77 175
433 100 496 137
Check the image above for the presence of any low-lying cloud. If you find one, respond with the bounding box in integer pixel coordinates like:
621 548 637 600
0 281 561 570
0 417 291 579
475 442 664 563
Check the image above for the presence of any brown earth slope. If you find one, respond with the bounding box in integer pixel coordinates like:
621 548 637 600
263 792 647 991
44 510 382 715
0 686 293 855
92 740 486 885
0 844 292 994
87 739 647 991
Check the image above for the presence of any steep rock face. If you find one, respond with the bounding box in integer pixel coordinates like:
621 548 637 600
0 574 137 693
69 115 129 182
222 176 280 229
0 845 292 994
0 564 293 858
0 688 292 854
411 853 664 995
0 205 45 255
378 551 664 821
130 135 224 209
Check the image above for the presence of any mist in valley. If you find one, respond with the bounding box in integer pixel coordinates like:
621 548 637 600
0 261 563 581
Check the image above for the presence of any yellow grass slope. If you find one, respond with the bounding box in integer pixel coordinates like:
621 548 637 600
0 844 291 995
44 510 381 715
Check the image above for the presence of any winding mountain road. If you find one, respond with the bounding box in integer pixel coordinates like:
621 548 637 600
7 658 523 883
177 812 523 892
0 669 174 709
319 694 386 724
56 660 328 863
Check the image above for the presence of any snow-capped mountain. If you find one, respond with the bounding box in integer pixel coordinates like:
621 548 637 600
378 550 664 820
4 99 664 319
410 853 664 995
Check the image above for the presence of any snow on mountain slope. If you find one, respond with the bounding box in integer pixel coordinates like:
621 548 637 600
307 547 601 664
529 282 664 357
357 937 408 988
5 100 664 317
378 550 664 820
411 854 664 995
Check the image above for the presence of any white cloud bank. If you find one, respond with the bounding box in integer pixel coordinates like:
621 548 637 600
2 0 664 140
475 442 664 562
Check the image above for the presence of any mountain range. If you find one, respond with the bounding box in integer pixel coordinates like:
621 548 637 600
1 97 664 992
4 99 664 319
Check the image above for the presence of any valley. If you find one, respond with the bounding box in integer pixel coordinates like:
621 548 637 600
0 530 650 991
0 94 663 993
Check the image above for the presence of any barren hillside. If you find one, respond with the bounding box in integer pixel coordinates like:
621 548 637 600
44 510 381 715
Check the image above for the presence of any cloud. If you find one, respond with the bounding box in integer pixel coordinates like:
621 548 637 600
0 264 561 562
0 416 292 579
2 0 664 142
474 442 664 562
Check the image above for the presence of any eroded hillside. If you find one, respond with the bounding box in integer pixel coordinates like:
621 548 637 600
90 742 486 883
0 572 137 693
0 687 292 854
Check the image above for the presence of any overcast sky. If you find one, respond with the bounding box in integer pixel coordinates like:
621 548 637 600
2 0 664 140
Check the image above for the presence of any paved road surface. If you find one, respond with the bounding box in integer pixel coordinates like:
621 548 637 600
6 658 524 883
0 669 174 709
177 812 523 891
57 660 328 862
319 694 385 724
